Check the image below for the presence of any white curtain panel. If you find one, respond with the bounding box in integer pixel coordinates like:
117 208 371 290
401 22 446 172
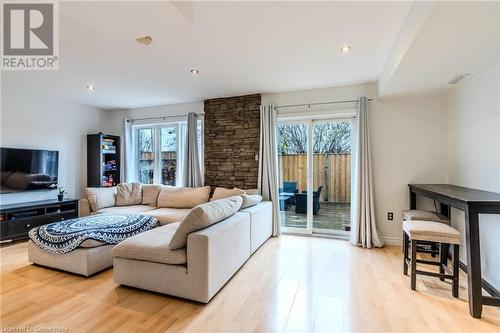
121 118 136 183
183 112 204 187
258 105 281 236
350 97 384 248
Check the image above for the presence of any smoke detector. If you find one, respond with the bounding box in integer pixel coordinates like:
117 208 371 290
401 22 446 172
136 36 153 45
448 73 470 85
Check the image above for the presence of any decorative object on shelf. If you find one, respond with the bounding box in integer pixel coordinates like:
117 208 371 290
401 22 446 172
87 133 121 187
50 184 67 201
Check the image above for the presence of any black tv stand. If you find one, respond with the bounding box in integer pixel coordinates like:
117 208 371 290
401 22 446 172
0 198 79 243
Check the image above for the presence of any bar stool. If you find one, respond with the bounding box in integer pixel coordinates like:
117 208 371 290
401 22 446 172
403 220 461 297
402 209 451 260
402 209 450 224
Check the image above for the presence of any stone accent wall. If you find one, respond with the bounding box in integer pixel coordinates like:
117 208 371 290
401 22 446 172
204 94 261 190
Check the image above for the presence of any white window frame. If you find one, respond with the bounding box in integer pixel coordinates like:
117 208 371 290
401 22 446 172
133 121 186 186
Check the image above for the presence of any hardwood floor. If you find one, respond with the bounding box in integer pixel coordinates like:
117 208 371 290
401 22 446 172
1 236 499 332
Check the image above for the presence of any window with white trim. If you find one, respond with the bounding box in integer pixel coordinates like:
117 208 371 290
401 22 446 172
134 119 203 186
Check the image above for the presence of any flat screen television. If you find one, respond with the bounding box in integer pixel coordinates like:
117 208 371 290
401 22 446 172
0 148 59 193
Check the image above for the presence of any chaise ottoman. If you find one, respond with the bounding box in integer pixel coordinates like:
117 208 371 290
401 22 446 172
28 241 114 276
28 213 158 276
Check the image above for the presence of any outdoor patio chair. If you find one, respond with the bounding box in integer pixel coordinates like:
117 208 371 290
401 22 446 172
279 181 298 206
295 186 323 215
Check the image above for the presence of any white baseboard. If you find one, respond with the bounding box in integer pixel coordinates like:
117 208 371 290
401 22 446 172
382 236 402 246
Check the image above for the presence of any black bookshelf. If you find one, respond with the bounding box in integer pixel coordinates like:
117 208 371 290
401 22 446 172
87 133 121 187
0 198 79 242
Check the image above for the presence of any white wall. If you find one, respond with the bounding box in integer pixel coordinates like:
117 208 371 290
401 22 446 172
0 88 112 204
263 83 449 244
371 93 448 242
447 62 500 290
107 102 204 135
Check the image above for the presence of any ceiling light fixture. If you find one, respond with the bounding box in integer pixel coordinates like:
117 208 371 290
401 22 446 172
190 69 200 74
136 36 152 45
340 45 351 53
86 84 96 92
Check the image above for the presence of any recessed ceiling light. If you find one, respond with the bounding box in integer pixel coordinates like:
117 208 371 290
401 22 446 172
86 84 96 92
190 69 200 74
340 45 351 53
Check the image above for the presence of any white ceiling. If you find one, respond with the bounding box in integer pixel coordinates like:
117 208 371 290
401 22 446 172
2 1 413 110
379 1 499 96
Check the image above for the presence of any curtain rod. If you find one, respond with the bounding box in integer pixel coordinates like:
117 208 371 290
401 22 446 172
275 98 374 109
127 113 204 123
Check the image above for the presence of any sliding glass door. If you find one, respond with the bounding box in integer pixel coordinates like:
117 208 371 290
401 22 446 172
278 117 352 236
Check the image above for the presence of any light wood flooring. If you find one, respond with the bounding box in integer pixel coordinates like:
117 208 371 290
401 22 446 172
1 236 499 332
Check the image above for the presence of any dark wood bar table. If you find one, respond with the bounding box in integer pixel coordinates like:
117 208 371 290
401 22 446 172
408 184 500 318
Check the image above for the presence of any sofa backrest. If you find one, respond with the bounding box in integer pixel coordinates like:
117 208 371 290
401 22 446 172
169 196 243 250
85 187 117 211
157 186 211 209
86 183 233 211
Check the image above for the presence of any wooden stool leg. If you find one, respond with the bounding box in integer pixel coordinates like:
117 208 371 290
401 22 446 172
431 243 438 258
411 239 417 290
452 244 459 298
403 231 409 275
439 243 446 281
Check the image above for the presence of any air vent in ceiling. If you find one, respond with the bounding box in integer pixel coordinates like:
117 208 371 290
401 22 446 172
448 73 470 85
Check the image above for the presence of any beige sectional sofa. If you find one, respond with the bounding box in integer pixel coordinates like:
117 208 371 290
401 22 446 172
109 185 272 303
30 183 272 302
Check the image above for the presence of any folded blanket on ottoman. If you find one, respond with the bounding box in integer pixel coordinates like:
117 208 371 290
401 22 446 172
29 213 158 254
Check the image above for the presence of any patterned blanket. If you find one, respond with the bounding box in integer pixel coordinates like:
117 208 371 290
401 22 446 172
29 213 158 254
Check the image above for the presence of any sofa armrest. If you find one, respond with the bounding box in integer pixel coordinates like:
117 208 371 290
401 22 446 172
186 213 250 302
79 199 92 217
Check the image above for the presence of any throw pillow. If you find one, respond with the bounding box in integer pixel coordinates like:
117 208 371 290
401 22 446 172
115 182 142 206
86 187 117 212
211 187 246 201
244 189 260 195
157 186 211 208
240 194 263 209
142 184 165 205
169 196 243 250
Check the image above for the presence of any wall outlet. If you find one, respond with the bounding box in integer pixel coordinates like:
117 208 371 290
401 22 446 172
388 212 394 221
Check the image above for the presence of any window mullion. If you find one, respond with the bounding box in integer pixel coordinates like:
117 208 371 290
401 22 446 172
154 125 161 184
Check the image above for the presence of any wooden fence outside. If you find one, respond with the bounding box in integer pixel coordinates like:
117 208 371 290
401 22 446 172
279 153 351 203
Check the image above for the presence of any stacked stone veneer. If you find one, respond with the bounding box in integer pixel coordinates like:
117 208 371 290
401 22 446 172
204 94 261 190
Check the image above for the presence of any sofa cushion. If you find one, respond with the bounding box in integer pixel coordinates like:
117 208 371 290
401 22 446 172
80 239 106 248
157 186 211 209
142 184 165 205
211 187 245 201
240 194 263 209
113 222 186 265
86 187 117 212
116 182 142 206
244 189 260 195
96 205 156 214
169 196 243 250
145 208 192 225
